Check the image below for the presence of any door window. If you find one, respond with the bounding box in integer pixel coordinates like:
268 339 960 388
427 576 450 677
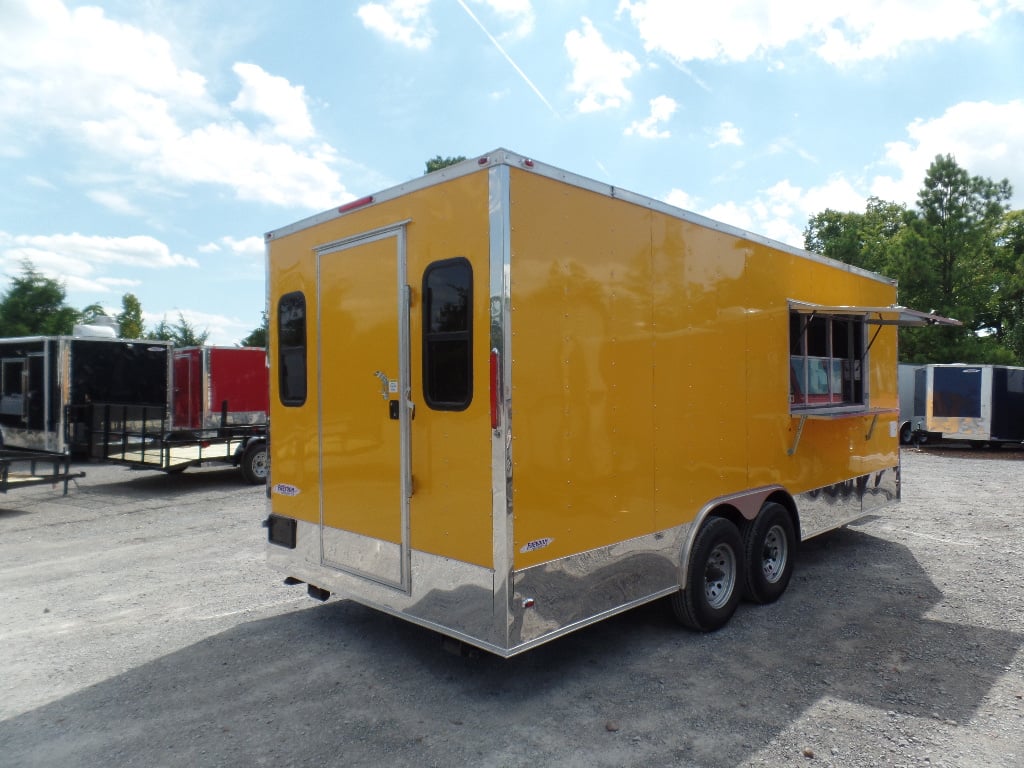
278 291 307 406
422 258 472 410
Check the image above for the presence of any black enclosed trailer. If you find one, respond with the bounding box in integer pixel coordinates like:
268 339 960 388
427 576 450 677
916 363 1024 445
0 335 171 455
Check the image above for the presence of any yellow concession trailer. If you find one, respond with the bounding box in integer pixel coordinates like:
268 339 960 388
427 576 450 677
263 149 954 657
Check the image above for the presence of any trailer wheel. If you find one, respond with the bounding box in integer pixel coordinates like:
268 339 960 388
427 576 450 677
670 517 742 632
240 442 268 485
742 502 796 604
899 421 913 445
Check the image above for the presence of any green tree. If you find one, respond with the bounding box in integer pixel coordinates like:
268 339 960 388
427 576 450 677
147 317 172 342
805 156 1017 364
147 312 209 346
424 155 467 174
804 198 910 275
988 210 1024 361
79 303 107 324
239 310 268 348
117 293 145 339
804 208 867 267
898 155 1012 362
0 260 80 335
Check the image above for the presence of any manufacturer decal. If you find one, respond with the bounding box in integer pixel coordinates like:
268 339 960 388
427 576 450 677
520 537 554 553
272 483 301 497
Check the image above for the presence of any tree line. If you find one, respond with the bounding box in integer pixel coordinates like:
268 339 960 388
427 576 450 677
0 260 266 347
3 152 1020 361
804 154 1022 364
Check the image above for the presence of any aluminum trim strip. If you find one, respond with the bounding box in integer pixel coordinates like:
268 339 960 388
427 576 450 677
314 219 413 255
488 163 514 648
396 229 412 594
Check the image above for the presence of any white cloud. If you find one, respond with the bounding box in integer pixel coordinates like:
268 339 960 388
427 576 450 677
0 231 199 295
471 0 535 39
662 100 1024 252
231 63 314 141
0 231 202 299
664 188 699 211
25 175 56 189
624 95 677 139
357 0 434 50
87 190 144 216
617 0 1018 65
0 1 212 126
710 121 743 148
79 105 346 210
871 100 1024 208
201 235 265 260
664 174 866 249
703 200 756 232
96 277 142 288
566 17 640 113
0 0 347 210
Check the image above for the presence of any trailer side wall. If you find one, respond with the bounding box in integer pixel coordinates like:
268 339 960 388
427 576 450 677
508 169 899 571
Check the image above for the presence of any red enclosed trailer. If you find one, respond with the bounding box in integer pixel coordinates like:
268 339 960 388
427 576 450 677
172 346 268 430
96 346 269 484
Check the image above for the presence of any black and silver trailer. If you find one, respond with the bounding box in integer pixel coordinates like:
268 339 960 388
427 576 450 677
916 363 1024 446
0 333 171 456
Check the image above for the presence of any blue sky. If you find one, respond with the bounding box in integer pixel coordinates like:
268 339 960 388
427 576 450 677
2 0 1023 345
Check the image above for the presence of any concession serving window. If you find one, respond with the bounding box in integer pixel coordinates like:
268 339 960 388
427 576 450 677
785 300 961 454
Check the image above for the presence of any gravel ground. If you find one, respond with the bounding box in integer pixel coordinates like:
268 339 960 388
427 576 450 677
0 449 1022 768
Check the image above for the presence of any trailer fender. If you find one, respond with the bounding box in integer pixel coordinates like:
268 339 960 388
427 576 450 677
672 489 797 629
677 486 789 587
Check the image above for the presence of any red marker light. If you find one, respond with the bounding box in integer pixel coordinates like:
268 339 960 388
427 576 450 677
338 195 373 214
478 157 488 165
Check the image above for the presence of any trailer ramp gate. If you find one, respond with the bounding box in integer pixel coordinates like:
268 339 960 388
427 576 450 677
91 403 265 472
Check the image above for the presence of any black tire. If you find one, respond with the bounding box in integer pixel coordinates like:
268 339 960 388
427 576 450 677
670 517 743 632
240 442 268 485
742 502 796 604
899 421 913 445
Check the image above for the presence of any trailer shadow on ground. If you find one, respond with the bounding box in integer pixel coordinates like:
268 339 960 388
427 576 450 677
66 463 256 497
2 528 1020 768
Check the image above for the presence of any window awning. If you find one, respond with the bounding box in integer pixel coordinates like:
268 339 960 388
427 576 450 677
788 300 962 327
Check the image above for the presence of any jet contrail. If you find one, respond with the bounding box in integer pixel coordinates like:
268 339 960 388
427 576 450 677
454 0 560 119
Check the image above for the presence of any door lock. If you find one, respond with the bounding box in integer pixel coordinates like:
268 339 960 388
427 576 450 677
389 400 415 420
